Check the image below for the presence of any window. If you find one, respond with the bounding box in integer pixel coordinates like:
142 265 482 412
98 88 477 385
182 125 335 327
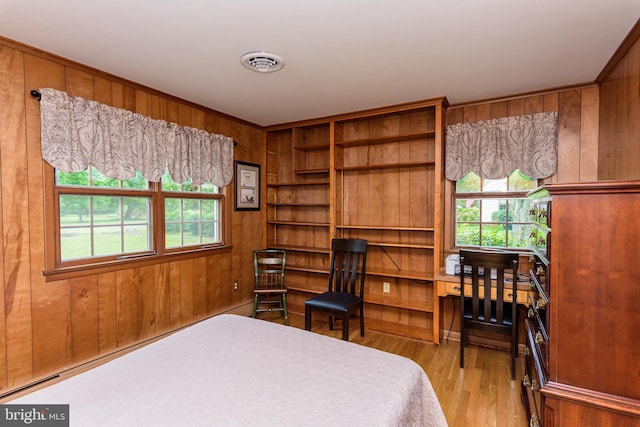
54 166 225 268
454 170 536 249
161 171 222 250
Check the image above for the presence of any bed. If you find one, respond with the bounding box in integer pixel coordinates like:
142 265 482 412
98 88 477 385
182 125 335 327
10 314 447 426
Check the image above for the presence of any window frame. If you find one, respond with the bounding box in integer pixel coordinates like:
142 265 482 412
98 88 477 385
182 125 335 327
43 165 231 281
453 172 536 250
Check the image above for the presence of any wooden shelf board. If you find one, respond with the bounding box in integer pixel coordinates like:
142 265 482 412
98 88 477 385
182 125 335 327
285 265 329 275
293 144 330 151
336 161 435 171
294 168 330 174
285 285 324 294
267 181 329 187
267 221 330 227
267 202 330 207
366 242 434 249
336 131 436 148
267 244 331 254
336 225 434 232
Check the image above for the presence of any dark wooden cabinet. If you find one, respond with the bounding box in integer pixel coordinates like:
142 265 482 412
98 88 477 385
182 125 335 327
528 181 640 426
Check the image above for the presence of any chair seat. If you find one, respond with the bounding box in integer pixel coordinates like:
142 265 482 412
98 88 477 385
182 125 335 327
305 292 362 314
463 299 513 325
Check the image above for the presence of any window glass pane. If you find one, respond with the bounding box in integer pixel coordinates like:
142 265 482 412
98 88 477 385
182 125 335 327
93 225 122 256
181 178 199 193
161 169 181 191
456 199 480 222
124 225 150 252
165 223 182 247
165 198 181 221
482 224 506 247
482 198 507 222
508 170 537 191
509 224 530 249
508 198 531 223
92 169 121 188
456 172 481 193
122 171 148 190
456 223 480 246
201 199 217 220
202 221 216 241
56 170 89 187
483 178 507 192
60 194 91 223
200 182 218 193
165 197 221 248
454 170 536 250
161 170 219 194
183 223 202 246
59 194 151 261
57 167 148 190
60 229 92 259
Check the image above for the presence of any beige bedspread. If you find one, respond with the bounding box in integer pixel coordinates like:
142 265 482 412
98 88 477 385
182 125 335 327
11 314 447 426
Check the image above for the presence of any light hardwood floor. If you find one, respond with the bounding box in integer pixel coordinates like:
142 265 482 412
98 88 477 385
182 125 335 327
246 308 528 427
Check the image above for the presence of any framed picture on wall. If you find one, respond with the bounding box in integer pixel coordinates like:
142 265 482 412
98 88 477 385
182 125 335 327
234 161 260 211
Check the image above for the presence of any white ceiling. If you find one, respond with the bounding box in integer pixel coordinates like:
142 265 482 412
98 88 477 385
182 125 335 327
1 1 639 126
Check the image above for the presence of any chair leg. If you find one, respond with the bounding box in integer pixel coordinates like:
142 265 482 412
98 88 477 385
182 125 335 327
304 306 311 331
342 316 349 341
251 294 259 318
281 294 289 326
460 326 465 369
359 306 364 337
511 334 517 380
329 316 334 331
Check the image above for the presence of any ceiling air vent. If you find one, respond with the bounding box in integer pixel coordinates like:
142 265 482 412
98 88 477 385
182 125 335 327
240 51 285 73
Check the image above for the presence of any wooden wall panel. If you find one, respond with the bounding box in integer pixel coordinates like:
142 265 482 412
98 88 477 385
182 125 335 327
138 265 156 340
97 272 117 353
555 90 582 183
153 264 171 334
0 47 34 387
70 276 99 363
0 37 264 395
598 29 640 180
22 55 73 378
580 87 599 182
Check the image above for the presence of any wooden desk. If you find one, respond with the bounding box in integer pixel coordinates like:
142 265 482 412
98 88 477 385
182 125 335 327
434 269 538 343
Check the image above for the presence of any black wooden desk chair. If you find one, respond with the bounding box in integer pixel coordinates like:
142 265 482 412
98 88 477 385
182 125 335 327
304 238 367 341
252 249 289 326
459 249 520 380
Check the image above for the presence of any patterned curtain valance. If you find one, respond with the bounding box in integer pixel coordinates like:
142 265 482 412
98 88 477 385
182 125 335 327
38 88 234 187
445 111 558 181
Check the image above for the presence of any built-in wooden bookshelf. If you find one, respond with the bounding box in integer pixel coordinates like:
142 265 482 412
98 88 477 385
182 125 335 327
264 98 447 342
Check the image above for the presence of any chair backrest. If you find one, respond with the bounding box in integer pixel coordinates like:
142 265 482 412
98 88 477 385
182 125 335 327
254 249 286 290
459 250 519 325
327 239 367 296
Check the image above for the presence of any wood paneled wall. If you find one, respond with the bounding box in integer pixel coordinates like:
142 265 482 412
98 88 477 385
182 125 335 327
597 20 640 180
0 37 263 394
